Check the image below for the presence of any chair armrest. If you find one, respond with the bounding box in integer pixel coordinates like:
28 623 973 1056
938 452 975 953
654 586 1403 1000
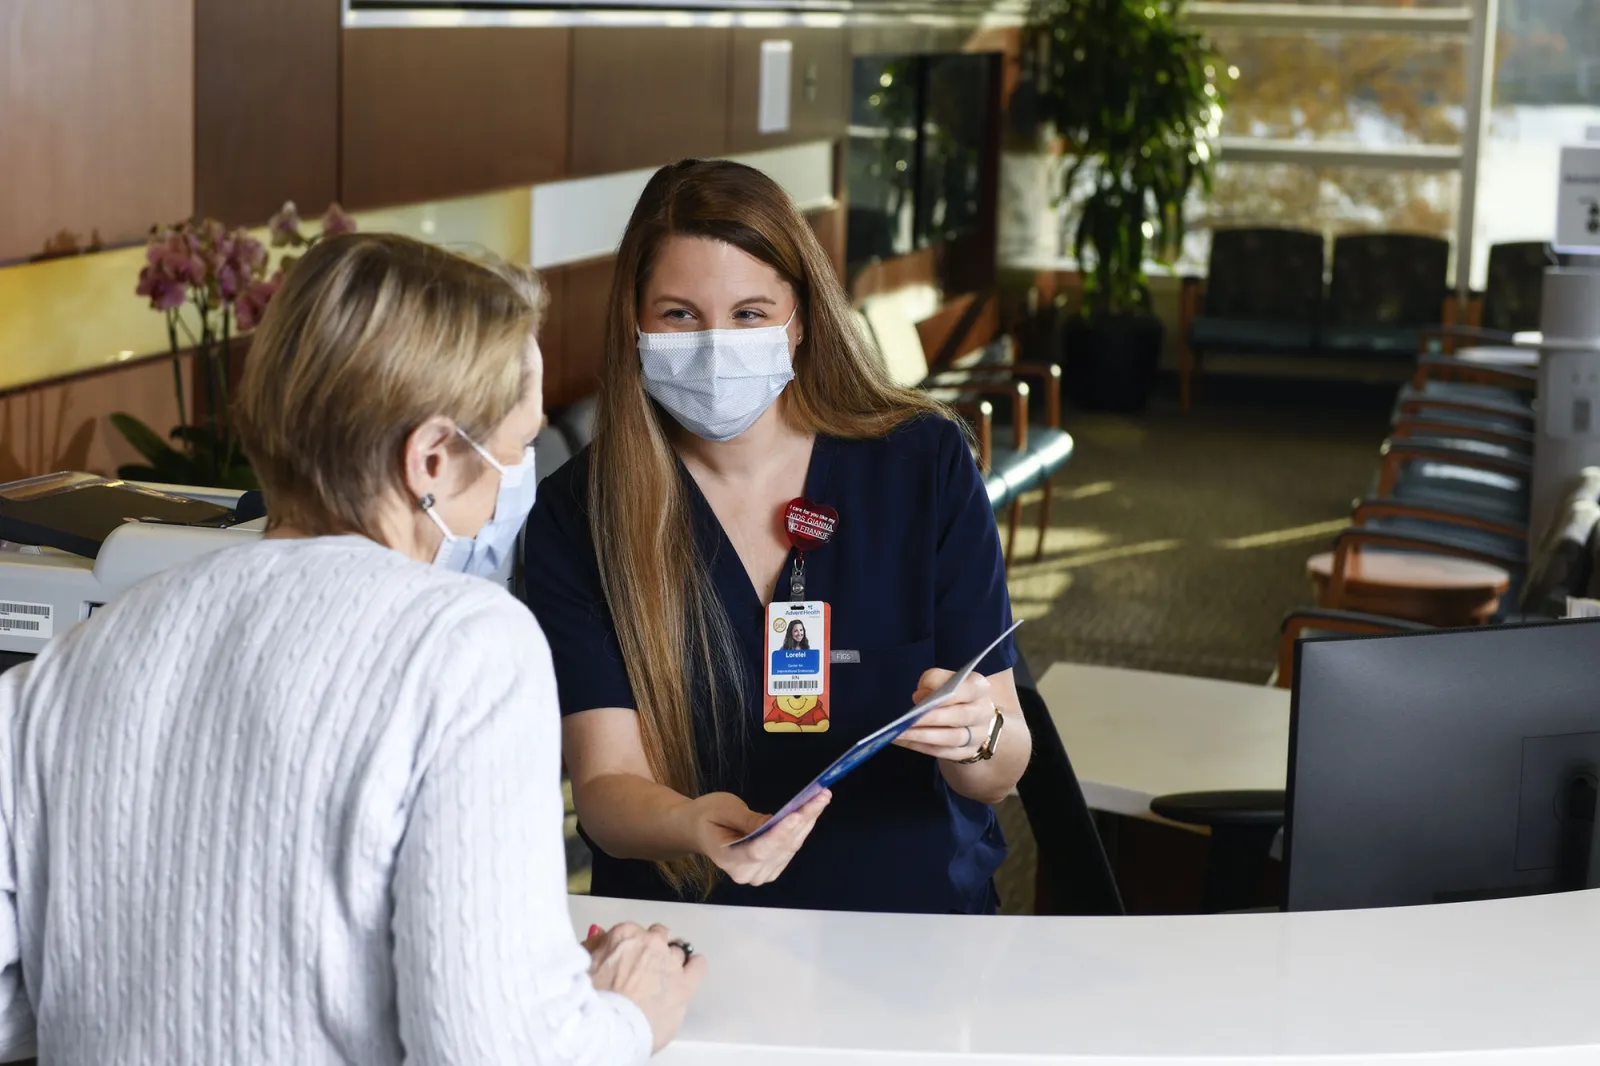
1328 526 1522 594
933 362 1062 429
1413 352 1537 391
1148 791 1285 830
1395 393 1535 427
1390 418 1534 452
1351 497 1527 542
1281 606 1436 636
948 399 994 473
1333 525 1524 568
1376 440 1531 496
926 377 1030 452
1276 607 1435 688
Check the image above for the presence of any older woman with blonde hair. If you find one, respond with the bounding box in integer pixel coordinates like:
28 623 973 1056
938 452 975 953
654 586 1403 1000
0 233 698 1063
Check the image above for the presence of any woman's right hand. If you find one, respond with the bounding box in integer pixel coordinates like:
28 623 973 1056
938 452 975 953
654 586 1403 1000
587 922 706 1053
684 790 830 886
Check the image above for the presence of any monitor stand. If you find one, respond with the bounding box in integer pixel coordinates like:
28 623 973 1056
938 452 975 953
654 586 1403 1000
1560 775 1600 891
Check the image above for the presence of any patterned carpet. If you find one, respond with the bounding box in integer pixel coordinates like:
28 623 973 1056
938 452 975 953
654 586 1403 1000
566 380 1396 909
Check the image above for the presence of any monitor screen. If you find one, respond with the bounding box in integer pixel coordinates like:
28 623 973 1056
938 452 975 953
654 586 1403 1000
1286 618 1600 911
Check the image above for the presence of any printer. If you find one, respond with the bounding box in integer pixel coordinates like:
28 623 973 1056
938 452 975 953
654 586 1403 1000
0 473 266 665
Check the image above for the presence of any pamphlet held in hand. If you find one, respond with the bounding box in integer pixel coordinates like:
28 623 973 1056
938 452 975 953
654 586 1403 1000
731 619 1023 844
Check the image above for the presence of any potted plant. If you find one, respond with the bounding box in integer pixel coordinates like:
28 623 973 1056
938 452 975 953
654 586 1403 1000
115 202 355 488
1026 0 1224 412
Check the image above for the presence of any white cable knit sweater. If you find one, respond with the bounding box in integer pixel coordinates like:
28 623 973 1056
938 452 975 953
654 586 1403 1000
0 536 650 1064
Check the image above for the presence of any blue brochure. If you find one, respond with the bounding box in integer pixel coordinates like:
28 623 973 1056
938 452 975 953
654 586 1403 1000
731 619 1023 845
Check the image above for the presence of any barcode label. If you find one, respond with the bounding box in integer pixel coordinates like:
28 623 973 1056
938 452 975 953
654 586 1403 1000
0 600 52 640
772 679 820 692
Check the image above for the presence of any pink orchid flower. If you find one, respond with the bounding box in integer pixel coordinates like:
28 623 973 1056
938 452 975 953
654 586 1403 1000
321 203 357 239
268 202 304 248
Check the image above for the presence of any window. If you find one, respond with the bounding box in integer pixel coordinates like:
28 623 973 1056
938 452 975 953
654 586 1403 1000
1471 0 1600 285
846 53 995 272
1212 31 1465 146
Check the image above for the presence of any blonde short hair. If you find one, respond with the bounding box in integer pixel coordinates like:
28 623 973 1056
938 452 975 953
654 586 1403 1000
236 232 544 538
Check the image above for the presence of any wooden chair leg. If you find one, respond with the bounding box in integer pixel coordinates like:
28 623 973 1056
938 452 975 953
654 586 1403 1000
1007 497 1023 569
1035 476 1054 561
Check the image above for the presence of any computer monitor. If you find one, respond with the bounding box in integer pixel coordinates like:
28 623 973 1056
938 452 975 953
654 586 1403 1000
1285 618 1600 912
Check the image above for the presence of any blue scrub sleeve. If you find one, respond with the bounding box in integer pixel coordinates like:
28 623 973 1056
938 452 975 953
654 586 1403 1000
520 475 639 716
932 419 1019 678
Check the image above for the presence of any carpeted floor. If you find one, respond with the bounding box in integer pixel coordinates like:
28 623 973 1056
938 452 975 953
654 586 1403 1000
991 381 1394 912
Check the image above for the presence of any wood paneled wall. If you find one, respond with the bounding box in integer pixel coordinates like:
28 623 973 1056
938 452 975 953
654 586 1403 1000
343 28 571 211
570 28 734 176
0 0 194 264
729 27 851 153
194 0 340 227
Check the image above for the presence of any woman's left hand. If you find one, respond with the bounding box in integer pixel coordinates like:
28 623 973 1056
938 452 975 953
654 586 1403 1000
892 668 996 761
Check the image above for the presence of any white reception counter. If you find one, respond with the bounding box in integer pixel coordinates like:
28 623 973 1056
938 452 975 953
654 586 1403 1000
571 890 1600 1064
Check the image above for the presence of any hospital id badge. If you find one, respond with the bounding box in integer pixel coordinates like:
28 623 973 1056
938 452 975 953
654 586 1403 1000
764 600 831 732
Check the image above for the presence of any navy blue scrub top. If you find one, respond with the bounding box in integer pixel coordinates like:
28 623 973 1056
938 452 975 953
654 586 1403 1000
522 413 1017 914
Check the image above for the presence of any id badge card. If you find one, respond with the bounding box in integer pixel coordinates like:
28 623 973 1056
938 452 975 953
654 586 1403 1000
764 601 831 732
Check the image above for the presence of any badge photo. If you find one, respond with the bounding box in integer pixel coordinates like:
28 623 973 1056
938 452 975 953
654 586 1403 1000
764 601 830 733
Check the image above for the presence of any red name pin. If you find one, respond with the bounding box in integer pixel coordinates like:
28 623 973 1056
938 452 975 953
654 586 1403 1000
784 498 838 553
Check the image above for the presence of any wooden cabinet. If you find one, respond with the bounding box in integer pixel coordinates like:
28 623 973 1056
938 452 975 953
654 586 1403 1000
729 27 849 153
0 0 194 263
343 28 570 211
570 28 731 177
194 0 340 227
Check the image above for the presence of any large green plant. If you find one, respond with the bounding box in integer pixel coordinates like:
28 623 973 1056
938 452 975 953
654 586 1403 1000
1028 0 1225 316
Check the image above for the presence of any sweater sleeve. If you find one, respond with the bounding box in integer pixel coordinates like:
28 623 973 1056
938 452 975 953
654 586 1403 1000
390 596 651 1065
0 666 37 1062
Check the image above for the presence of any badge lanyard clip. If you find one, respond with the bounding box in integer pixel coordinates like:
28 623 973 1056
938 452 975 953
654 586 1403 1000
782 497 837 600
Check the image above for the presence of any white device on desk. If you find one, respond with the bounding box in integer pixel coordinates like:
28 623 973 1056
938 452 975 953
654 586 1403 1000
0 481 264 657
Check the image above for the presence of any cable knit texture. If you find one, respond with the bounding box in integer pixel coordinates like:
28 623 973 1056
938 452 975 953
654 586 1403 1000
0 536 651 1064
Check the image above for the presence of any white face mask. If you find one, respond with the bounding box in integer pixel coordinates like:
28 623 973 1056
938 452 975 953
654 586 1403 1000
638 310 796 442
420 429 537 579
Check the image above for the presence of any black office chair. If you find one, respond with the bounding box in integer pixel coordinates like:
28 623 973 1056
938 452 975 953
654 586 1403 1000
1013 654 1124 916
1147 790 1285 913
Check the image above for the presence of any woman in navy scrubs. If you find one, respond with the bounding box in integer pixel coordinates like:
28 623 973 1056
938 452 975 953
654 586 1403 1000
523 159 1032 915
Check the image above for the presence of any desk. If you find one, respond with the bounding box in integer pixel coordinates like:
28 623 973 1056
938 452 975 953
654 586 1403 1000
571 890 1600 1064
1035 663 1288 819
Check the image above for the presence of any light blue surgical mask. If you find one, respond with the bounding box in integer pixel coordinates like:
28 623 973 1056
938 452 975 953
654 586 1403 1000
638 311 797 442
420 429 537 579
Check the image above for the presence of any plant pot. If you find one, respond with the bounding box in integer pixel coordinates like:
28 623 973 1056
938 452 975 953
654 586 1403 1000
1062 313 1165 413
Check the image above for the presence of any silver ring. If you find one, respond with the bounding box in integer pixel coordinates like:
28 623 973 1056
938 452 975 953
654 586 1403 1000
963 725 973 748
668 939 693 966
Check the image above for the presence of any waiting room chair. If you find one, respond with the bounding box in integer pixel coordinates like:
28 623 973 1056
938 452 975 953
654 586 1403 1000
1322 233 1451 362
1179 226 1325 412
858 292 1070 564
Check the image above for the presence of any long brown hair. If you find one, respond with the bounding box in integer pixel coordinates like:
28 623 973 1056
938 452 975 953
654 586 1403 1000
589 159 945 896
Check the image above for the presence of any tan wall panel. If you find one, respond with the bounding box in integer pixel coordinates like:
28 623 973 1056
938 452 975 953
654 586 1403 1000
570 28 730 177
343 28 571 211
0 0 194 263
195 0 340 227
729 27 849 154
